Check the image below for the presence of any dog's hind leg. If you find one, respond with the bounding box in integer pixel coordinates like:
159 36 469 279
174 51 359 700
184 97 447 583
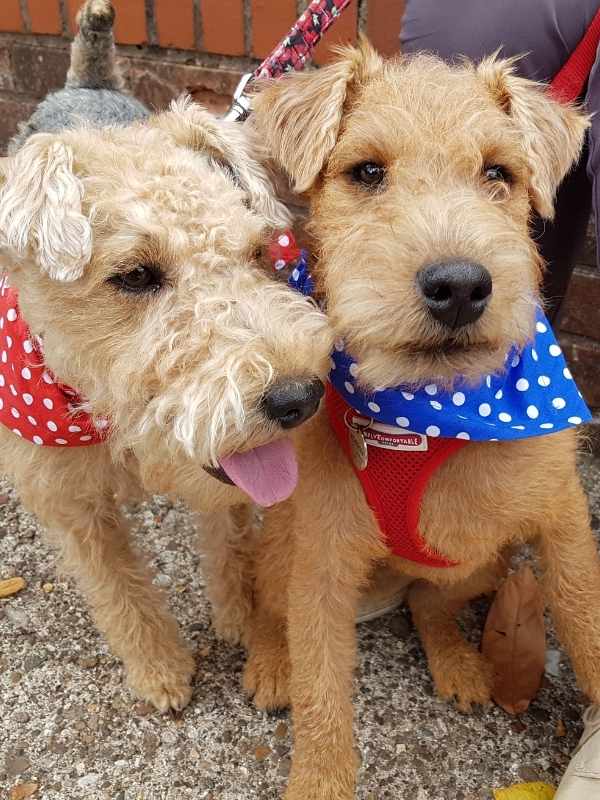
16 445 195 712
537 476 600 704
408 559 507 711
195 504 257 646
67 0 124 91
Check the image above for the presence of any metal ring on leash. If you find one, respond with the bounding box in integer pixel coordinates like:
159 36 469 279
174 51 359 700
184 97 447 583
225 0 354 121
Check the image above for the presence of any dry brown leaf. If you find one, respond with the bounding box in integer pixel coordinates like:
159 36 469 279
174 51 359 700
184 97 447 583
9 783 39 800
274 722 288 739
555 719 566 737
0 577 26 598
254 745 271 761
482 566 546 715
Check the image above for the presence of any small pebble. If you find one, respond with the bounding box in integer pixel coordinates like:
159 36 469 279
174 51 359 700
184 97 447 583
5 608 30 630
23 654 42 671
545 649 561 678
518 765 542 783
41 583 54 594
77 774 99 789
77 656 98 669
5 755 31 776
277 759 291 777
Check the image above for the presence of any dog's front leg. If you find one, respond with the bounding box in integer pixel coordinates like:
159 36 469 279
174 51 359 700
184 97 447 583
20 451 195 712
408 562 505 711
195 504 257 646
284 508 382 800
537 478 600 703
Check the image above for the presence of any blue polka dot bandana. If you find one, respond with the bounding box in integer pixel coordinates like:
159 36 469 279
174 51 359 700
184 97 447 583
289 251 591 442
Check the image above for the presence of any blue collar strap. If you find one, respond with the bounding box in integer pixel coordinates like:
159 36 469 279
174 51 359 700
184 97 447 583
289 251 591 442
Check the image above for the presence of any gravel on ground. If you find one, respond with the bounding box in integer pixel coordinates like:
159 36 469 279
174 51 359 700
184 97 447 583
2 451 600 800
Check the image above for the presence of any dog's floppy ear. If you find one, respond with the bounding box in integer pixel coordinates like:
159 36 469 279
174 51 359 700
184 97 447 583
251 37 384 193
152 97 291 229
477 56 590 219
0 135 92 280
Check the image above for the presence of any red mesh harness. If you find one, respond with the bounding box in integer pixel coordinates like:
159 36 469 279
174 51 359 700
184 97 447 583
326 385 464 567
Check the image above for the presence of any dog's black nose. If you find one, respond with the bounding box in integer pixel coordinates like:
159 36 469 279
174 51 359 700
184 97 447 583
417 260 492 329
262 378 325 429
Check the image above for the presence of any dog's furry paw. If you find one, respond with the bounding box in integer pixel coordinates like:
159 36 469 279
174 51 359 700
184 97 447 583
127 651 195 713
211 603 252 647
78 0 115 33
243 647 291 710
430 648 494 712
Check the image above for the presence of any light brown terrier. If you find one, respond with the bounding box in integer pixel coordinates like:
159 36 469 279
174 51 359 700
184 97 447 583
243 41 599 799
0 0 332 714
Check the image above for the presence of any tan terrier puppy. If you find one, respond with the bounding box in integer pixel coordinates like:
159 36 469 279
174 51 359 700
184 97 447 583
245 42 599 799
0 0 332 713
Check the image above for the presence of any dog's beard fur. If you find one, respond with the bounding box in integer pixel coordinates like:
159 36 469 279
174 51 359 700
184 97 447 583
315 188 542 391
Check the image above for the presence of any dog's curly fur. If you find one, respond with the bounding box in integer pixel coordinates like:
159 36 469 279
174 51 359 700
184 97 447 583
0 0 332 712
241 41 599 799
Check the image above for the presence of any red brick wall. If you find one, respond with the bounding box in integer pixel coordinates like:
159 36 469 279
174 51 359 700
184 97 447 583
0 0 406 57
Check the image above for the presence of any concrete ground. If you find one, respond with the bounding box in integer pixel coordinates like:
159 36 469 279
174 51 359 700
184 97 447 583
1 452 600 800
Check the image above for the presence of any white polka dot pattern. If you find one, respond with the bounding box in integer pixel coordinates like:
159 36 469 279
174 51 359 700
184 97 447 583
0 276 109 448
327 307 591 442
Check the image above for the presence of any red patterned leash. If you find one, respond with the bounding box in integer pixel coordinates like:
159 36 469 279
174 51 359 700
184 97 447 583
226 0 353 121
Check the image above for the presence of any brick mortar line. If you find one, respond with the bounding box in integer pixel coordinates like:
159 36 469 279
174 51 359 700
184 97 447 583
0 32 261 71
560 330 600 348
243 0 252 57
144 0 157 46
0 88 39 103
17 0 31 33
58 0 69 37
193 0 203 51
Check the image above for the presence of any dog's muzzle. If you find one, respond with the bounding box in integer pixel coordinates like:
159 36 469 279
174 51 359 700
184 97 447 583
261 378 324 429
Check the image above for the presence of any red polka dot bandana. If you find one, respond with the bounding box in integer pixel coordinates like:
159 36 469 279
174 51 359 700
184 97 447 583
0 275 108 447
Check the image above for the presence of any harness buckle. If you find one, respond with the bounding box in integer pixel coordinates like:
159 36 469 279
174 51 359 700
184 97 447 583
224 72 254 122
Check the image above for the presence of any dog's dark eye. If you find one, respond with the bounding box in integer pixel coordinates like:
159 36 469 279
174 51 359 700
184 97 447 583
351 161 386 188
483 164 512 184
109 265 164 294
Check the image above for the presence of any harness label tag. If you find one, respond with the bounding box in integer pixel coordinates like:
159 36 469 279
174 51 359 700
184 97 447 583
346 413 429 452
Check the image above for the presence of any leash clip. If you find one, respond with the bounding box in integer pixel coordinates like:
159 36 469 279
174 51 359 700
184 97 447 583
224 72 254 122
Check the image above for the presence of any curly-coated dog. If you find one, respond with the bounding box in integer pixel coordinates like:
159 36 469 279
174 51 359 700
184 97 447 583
0 0 331 712
242 41 598 798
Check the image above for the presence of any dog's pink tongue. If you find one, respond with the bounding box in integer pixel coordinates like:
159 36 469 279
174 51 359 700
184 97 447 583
219 439 298 507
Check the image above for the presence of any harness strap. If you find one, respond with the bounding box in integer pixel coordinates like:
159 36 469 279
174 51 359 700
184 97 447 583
550 7 600 103
326 385 464 567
